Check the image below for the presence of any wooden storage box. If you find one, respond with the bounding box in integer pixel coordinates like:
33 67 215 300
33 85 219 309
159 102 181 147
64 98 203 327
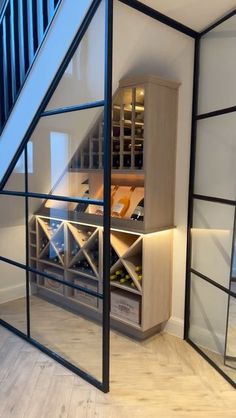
44 269 64 295
111 289 141 325
74 277 98 308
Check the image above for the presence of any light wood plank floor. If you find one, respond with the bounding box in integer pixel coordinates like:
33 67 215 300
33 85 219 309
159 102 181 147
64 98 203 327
0 299 236 417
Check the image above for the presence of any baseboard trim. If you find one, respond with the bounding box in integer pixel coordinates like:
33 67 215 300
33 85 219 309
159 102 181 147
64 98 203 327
164 316 184 339
0 283 25 304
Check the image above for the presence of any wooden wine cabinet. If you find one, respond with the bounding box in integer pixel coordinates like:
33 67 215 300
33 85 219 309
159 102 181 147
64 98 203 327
29 75 179 339
29 216 173 338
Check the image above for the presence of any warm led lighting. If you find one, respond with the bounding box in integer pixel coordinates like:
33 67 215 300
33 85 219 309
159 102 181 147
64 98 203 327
36 215 174 237
191 228 231 234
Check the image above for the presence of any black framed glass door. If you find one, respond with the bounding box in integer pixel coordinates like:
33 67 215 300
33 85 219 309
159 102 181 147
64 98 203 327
186 14 236 388
0 0 113 393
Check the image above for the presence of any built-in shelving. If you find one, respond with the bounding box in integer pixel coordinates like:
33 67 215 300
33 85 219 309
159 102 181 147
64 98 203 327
29 75 179 338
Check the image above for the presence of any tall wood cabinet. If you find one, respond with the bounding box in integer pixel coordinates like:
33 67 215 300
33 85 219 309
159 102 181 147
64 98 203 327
29 75 180 339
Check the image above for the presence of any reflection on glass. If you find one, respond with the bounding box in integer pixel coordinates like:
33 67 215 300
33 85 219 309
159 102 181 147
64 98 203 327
191 199 234 288
194 115 236 201
30 285 102 381
45 0 105 111
0 196 26 264
0 262 27 334
28 195 103 382
198 14 236 114
189 274 236 383
28 108 104 205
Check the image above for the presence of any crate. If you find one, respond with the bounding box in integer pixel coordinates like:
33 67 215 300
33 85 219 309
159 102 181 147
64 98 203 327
43 269 64 295
111 290 141 325
74 277 98 308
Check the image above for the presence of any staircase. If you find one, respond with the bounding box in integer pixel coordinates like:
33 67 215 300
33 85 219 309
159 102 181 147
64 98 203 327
0 0 94 185
0 0 61 133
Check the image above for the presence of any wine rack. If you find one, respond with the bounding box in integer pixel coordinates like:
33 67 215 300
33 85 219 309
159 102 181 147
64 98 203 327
29 216 173 336
69 86 144 172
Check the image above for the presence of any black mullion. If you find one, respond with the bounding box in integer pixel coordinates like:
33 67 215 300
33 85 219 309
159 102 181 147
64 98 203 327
102 0 113 394
197 105 236 120
118 0 199 39
184 38 200 339
24 145 30 338
201 9 236 37
0 255 103 299
0 190 104 206
191 268 236 299
193 194 235 207
41 100 105 117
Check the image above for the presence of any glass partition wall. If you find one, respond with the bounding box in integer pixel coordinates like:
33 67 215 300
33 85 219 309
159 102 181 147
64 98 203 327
186 15 236 387
0 0 112 393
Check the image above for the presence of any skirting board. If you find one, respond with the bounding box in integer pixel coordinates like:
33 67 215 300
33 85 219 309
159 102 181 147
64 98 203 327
0 283 25 304
164 316 184 339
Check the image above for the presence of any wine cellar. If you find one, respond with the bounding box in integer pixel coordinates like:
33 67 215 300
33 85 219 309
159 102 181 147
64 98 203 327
29 75 179 338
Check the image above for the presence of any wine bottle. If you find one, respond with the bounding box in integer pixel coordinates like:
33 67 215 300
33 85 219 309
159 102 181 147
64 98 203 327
96 185 119 215
112 187 135 218
131 199 144 221
120 274 130 284
75 189 89 213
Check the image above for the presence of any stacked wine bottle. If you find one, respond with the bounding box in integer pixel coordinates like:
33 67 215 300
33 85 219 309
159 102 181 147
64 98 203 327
75 183 144 222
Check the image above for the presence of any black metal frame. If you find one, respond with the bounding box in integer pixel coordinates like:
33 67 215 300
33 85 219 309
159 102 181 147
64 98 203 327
184 9 236 389
1 0 236 392
0 0 111 393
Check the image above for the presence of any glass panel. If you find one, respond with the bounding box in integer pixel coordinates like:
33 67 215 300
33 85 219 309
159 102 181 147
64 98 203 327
28 197 103 381
0 196 26 264
45 0 105 111
0 261 27 334
30 280 102 381
3 142 34 192
198 14 236 114
27 108 104 203
225 294 236 371
189 274 236 384
194 115 236 200
191 199 234 288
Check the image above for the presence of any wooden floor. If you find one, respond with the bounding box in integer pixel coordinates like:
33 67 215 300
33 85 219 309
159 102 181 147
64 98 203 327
0 299 236 417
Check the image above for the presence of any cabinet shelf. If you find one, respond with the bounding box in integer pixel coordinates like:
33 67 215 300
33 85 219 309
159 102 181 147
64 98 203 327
110 280 142 296
67 268 99 281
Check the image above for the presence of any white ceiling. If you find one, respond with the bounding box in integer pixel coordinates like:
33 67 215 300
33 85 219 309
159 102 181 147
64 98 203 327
140 0 236 32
